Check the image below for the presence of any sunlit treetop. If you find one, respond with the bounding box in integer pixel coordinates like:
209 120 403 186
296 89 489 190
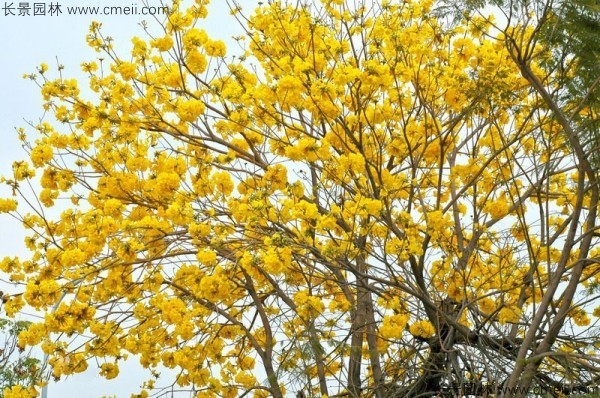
1 0 599 397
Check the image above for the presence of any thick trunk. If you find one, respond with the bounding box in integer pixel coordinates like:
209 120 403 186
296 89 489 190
348 246 369 397
347 278 367 397
365 290 384 398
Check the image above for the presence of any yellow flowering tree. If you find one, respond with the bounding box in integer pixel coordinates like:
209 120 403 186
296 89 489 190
1 0 599 397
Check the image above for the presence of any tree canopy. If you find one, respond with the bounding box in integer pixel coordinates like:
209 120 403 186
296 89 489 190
1 0 599 397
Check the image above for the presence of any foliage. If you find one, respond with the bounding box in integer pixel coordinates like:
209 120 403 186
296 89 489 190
539 0 600 169
0 314 40 397
0 0 599 397
440 0 600 170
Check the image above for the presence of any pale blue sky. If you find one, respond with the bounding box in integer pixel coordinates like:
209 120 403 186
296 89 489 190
0 1 254 397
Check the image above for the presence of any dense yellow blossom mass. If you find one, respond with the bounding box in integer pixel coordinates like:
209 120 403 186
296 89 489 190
1 0 599 397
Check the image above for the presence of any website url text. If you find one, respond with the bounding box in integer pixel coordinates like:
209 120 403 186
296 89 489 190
3 2 170 17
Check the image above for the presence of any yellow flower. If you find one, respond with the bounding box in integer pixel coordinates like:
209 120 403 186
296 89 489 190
12 161 35 181
186 49 207 74
0 198 18 213
182 27 208 49
409 320 436 338
477 297 496 315
234 371 257 388
570 307 591 327
117 62 137 80
80 61 98 73
61 248 87 267
211 171 234 195
100 363 119 379
3 385 38 398
380 313 409 339
151 36 174 51
204 39 226 57
486 199 509 219
498 306 522 324
177 98 205 122
39 189 57 207
196 250 217 266
103 198 123 217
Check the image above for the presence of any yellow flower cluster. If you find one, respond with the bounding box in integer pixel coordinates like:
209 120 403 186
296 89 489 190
380 313 409 339
409 320 436 339
0 198 17 213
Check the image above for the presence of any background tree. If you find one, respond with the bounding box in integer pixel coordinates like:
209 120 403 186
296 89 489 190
0 0 599 397
441 0 600 168
0 308 41 397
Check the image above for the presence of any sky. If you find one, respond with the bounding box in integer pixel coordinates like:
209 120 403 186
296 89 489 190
0 1 252 397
